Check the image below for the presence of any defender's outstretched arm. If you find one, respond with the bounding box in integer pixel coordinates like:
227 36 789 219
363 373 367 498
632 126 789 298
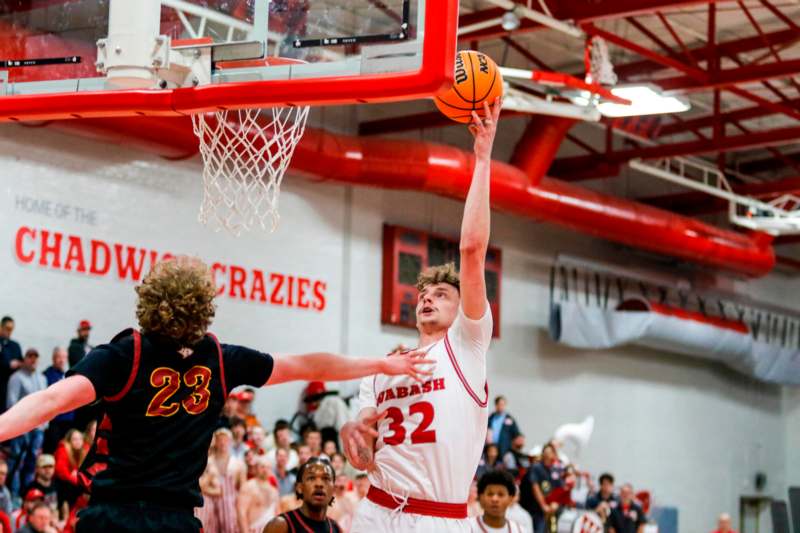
0 375 96 441
266 351 433 386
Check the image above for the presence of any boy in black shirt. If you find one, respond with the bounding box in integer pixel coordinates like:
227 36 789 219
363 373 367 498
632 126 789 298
0 257 432 533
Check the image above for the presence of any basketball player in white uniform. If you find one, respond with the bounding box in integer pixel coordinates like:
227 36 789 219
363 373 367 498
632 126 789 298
341 99 501 532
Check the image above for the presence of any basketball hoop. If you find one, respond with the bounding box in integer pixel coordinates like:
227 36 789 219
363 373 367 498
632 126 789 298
192 105 310 235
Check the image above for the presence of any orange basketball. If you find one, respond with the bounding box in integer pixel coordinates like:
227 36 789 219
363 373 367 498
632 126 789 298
435 50 504 124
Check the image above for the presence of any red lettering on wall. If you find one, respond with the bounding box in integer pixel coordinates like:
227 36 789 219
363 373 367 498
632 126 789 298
90 240 110 275
250 269 267 302
287 276 295 307
14 226 36 264
211 263 227 296
229 266 247 299
313 281 327 311
64 235 86 273
270 273 285 305
39 230 62 268
297 277 311 309
114 244 147 281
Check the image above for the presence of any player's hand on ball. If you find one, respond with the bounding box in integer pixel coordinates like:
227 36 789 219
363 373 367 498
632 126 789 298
469 97 502 160
380 349 435 383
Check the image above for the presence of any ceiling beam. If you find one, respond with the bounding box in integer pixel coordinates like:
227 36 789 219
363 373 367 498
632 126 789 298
656 58 800 92
656 94 800 140
614 28 800 80
738 151 800 175
550 125 800 179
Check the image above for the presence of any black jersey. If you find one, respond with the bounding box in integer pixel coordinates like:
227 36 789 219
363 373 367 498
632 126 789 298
278 509 342 533
68 329 273 510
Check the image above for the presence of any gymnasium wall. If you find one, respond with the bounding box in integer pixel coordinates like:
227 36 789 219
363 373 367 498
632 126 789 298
0 121 791 532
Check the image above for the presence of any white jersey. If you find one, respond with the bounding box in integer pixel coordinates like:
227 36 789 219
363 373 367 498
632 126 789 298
358 304 492 504
469 516 526 533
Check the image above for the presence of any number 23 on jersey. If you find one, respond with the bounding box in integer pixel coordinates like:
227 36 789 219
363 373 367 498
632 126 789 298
146 366 213 417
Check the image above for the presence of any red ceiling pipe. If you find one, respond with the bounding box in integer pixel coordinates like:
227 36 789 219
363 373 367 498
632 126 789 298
47 116 774 277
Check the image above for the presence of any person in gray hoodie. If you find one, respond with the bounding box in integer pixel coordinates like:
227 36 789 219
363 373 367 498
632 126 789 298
6 348 48 495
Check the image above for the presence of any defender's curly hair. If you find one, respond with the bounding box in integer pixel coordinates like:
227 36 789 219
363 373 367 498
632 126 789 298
416 262 460 292
135 256 217 347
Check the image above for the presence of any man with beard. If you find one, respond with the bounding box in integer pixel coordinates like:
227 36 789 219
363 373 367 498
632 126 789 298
264 457 342 533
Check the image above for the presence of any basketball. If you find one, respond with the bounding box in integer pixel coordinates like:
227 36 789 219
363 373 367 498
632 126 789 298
435 50 504 124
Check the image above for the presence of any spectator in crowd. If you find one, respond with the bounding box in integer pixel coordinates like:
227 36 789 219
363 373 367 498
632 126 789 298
67 320 92 368
0 507 9 533
354 473 369 501
53 429 89 510
12 488 44 531
328 474 358 531
487 395 521 457
586 472 618 525
608 484 646 533
218 394 239 429
6 348 48 495
503 434 530 479
235 388 261 428
305 428 323 458
24 454 58 518
471 470 526 533
520 443 563 533
42 347 73 454
265 420 298 471
197 428 247 533
322 440 338 458
248 425 268 456
329 453 347 478
0 460 12 518
0 316 23 414
237 455 279 533
16 502 57 533
477 443 502 480
264 457 343 533
273 448 297 497
711 512 737 533
229 418 249 461
290 445 312 478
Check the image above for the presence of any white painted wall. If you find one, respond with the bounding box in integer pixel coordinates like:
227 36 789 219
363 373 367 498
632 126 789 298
0 120 792 532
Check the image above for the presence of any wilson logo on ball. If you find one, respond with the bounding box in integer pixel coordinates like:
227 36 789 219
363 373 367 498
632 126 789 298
435 50 504 124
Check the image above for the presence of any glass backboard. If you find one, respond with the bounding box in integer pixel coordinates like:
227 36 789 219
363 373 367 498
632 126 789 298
0 0 458 120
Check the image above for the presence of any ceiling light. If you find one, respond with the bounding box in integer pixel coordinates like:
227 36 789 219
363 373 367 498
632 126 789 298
594 85 691 118
501 9 521 31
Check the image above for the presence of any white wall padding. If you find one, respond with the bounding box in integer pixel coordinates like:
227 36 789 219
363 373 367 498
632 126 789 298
550 299 800 385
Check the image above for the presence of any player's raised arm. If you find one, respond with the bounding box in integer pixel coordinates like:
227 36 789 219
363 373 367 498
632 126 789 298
265 350 434 386
0 375 96 441
460 98 501 320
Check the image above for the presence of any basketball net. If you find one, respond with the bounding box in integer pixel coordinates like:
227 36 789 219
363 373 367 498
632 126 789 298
584 37 617 87
192 105 310 235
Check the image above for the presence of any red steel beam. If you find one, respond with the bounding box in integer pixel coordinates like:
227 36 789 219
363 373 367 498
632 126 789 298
614 28 800 80
550 126 800 179
656 58 800 92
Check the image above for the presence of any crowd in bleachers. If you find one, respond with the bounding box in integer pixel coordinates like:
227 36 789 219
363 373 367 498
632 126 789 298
0 315 738 533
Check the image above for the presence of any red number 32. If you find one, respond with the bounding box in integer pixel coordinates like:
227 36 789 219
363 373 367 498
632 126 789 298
382 401 437 446
146 366 213 417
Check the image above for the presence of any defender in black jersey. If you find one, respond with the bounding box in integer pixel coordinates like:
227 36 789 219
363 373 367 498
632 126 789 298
0 257 433 533
265 457 342 533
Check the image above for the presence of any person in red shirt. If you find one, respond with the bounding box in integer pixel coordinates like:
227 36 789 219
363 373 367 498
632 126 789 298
54 429 90 512
711 513 737 533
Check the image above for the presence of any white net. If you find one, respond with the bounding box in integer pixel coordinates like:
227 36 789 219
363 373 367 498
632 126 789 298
588 37 617 87
192 106 310 235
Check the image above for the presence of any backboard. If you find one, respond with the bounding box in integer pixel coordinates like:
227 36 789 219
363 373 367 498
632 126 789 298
0 0 458 121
